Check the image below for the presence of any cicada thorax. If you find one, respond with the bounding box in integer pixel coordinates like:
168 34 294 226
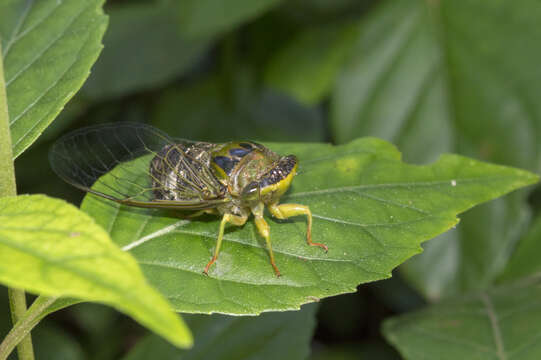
209 142 299 205
210 142 276 194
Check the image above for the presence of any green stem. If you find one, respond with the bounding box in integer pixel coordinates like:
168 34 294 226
7 290 35 360
0 42 35 360
0 297 58 360
0 42 16 195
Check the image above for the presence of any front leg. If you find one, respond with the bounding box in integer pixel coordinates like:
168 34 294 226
268 203 328 252
204 213 247 275
252 203 281 277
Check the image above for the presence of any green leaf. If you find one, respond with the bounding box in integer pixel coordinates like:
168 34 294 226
178 0 283 39
499 214 541 283
0 195 192 348
330 0 541 299
80 138 538 314
151 74 325 142
264 21 360 105
122 304 317 360
0 0 108 158
383 277 541 360
82 2 210 101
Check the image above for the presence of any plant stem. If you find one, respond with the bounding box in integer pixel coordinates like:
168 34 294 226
0 42 16 195
7 290 35 360
0 297 58 360
0 42 35 360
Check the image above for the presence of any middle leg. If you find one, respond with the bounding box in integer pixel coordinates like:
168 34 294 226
203 213 247 275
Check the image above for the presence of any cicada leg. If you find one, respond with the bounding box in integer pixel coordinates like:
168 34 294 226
252 203 281 277
268 203 328 252
203 213 247 275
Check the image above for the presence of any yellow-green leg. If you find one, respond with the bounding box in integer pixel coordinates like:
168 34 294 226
252 203 281 276
268 203 328 252
203 213 247 275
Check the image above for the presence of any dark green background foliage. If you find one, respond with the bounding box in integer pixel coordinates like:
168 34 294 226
2 0 541 358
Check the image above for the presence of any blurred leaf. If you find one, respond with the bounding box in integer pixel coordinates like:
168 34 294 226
370 272 425 314
264 21 359 105
330 0 541 299
152 74 325 142
123 304 317 360
499 214 541 283
69 302 125 360
178 0 283 39
403 191 532 300
71 302 118 336
0 195 192 348
0 0 108 158
383 277 541 360
311 342 400 360
80 137 537 314
331 0 452 158
283 0 369 18
33 324 85 360
82 2 210 100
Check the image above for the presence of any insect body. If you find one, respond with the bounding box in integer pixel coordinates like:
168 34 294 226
49 123 328 276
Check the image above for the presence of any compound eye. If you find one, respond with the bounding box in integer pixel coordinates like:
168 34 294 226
241 181 260 201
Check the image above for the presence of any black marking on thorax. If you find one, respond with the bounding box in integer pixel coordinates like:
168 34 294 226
212 144 257 176
213 156 236 175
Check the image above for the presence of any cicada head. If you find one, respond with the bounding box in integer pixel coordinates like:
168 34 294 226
258 155 298 204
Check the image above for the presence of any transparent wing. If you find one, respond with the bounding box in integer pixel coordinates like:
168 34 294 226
49 122 228 210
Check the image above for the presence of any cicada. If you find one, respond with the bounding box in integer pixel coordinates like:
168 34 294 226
49 122 327 276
